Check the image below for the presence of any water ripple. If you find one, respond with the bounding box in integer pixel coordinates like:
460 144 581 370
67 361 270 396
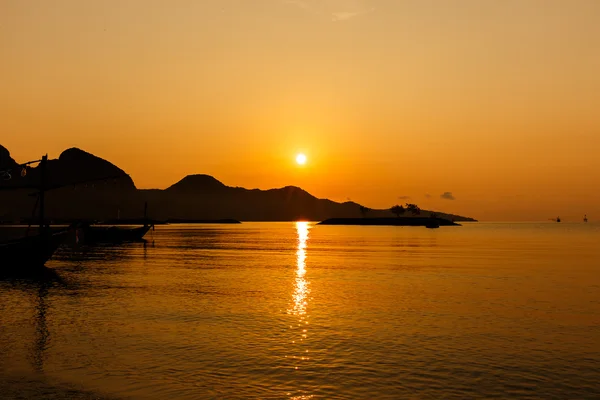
1 223 599 399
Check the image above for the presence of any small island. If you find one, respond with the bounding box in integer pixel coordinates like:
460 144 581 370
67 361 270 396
319 203 469 227
318 217 461 227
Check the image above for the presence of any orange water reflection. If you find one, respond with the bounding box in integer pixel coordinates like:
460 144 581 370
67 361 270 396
287 222 311 371
292 222 309 317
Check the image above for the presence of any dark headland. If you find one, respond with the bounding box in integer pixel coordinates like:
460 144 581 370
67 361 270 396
0 145 476 223
319 217 461 227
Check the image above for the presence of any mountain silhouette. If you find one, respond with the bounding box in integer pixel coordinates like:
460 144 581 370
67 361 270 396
166 174 227 193
1 146 133 190
49 148 136 189
0 145 476 222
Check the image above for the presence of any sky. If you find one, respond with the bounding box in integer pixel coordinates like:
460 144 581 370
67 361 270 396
1 0 599 221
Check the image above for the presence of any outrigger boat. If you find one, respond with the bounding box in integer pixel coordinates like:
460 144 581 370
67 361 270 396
80 202 153 244
1 229 68 270
81 223 152 244
0 155 69 272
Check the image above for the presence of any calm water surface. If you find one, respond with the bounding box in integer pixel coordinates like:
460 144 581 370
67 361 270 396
1 222 599 399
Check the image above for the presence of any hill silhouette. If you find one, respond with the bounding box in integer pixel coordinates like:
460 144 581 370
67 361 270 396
166 174 228 193
0 145 476 222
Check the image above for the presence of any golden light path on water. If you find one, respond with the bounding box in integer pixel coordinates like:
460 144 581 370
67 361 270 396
293 221 309 317
286 221 312 382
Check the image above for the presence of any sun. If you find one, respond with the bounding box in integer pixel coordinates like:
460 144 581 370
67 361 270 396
296 153 307 165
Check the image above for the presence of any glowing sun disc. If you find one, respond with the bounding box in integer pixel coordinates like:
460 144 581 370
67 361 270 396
296 153 307 165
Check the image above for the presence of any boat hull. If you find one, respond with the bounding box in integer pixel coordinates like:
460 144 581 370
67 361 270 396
82 225 151 244
0 231 68 272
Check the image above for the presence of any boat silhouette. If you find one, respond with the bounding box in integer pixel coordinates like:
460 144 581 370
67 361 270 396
0 155 69 272
80 224 152 244
78 202 153 244
1 229 68 271
1 153 133 271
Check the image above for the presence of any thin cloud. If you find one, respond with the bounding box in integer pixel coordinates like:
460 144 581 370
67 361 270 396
440 192 456 200
283 0 310 10
424 194 432 199
397 195 411 200
283 0 375 21
332 11 363 21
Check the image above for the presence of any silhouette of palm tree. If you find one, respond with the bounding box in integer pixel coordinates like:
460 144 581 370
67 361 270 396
390 204 405 217
406 203 421 215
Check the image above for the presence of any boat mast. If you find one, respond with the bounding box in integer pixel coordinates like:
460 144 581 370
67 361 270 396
39 154 48 233
144 201 148 227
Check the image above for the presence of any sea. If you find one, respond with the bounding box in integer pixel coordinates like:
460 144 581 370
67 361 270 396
1 222 599 399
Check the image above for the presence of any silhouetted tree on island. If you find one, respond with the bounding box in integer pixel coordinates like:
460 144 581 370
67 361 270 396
406 203 421 215
390 204 405 217
359 205 371 218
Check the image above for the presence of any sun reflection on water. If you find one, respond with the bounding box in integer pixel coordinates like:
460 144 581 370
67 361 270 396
287 221 311 374
292 221 310 317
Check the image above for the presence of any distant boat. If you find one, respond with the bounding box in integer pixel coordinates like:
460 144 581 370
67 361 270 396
584 215 588 223
425 219 440 229
556 216 561 223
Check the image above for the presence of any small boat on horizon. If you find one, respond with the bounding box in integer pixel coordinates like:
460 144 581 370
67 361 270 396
584 215 588 223
425 219 440 229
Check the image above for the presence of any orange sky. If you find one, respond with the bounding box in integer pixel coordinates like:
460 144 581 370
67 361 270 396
2 0 599 221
